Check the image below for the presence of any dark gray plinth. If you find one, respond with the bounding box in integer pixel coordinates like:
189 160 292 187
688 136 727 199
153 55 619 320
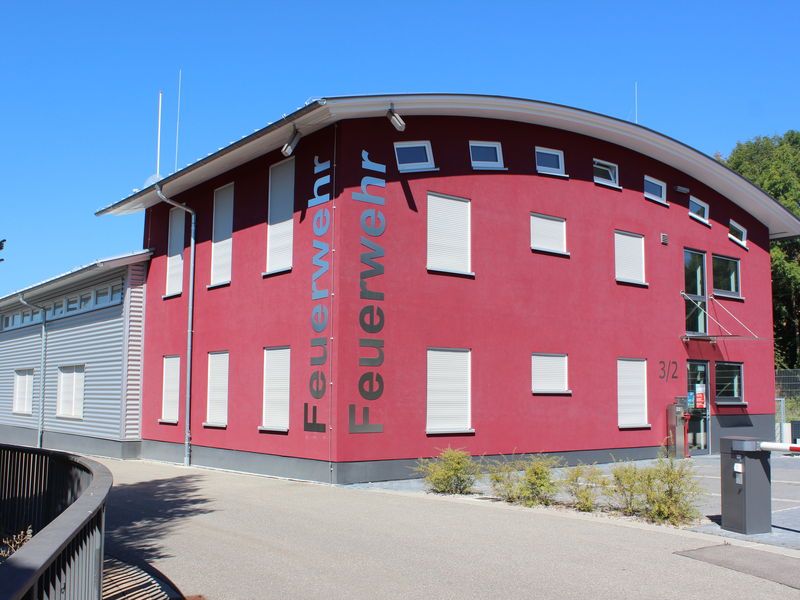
720 436 771 535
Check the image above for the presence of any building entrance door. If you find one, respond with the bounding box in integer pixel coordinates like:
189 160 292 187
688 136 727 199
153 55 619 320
687 361 710 455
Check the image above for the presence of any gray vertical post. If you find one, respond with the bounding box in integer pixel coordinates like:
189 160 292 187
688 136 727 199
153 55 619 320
720 437 772 534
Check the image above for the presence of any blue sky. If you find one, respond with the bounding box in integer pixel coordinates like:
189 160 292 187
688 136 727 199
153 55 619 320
1 0 797 297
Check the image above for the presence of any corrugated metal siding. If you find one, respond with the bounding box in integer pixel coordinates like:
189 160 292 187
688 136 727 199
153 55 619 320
123 262 146 439
0 327 41 429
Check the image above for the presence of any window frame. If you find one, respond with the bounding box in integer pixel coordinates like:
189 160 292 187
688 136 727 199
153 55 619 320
688 196 710 226
57 365 85 419
531 353 570 394
426 347 473 434
614 230 647 286
684 249 707 335
394 141 436 172
535 147 566 177
530 212 568 256
426 192 473 276
204 351 229 427
712 255 741 299
260 346 291 432
469 141 505 170
715 362 744 405
165 206 186 298
617 358 649 428
593 159 619 188
265 158 295 276
209 182 234 288
644 175 668 206
729 220 748 249
13 368 34 414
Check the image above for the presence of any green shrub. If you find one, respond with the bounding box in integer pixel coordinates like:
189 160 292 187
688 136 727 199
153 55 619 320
607 458 645 516
488 454 563 506
565 463 608 512
414 447 481 494
641 450 703 525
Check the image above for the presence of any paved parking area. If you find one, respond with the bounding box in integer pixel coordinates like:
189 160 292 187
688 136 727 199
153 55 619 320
95 454 800 600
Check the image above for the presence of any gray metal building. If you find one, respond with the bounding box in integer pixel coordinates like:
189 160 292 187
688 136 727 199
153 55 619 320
0 250 150 457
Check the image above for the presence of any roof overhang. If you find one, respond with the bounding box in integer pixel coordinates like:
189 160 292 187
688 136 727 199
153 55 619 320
0 249 153 311
96 93 800 240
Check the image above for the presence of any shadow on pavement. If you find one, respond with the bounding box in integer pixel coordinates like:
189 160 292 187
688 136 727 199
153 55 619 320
104 474 214 567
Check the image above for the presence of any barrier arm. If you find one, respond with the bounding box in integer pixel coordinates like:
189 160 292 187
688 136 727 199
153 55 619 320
758 442 800 453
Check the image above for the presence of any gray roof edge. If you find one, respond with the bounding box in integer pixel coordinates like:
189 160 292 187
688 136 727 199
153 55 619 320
0 249 152 309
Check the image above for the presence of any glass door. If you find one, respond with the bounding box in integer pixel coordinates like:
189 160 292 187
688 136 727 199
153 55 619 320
686 361 710 454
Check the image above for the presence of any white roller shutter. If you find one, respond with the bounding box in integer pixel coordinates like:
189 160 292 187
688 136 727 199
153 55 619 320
162 356 180 422
617 358 648 427
615 231 645 284
531 354 568 393
427 193 471 274
530 213 566 254
426 348 471 433
207 352 229 425
262 347 291 430
13 369 34 413
267 158 295 273
58 365 85 418
166 207 185 295
211 184 234 285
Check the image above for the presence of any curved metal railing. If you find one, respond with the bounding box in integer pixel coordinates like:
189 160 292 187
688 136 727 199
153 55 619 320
0 444 113 600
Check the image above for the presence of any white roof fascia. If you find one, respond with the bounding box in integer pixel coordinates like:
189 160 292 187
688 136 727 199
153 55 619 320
96 94 800 240
0 249 153 310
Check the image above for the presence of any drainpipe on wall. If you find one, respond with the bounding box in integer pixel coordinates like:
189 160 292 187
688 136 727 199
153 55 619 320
19 294 46 448
155 183 197 467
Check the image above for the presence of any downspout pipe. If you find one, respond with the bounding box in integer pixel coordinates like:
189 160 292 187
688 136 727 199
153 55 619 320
19 294 46 448
155 183 197 467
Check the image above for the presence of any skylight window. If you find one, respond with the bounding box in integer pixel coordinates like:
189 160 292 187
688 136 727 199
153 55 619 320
688 196 709 225
644 175 667 205
469 141 504 170
394 141 436 172
535 147 566 176
593 159 619 187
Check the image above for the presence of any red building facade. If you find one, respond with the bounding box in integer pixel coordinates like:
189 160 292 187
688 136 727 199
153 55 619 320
99 95 800 483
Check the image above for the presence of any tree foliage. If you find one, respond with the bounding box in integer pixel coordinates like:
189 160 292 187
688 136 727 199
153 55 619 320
719 131 800 368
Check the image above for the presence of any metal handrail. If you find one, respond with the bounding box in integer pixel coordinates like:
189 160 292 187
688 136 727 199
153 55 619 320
0 444 113 600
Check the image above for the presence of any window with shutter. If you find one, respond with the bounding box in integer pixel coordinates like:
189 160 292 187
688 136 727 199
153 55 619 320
161 356 180 422
617 358 648 428
166 207 185 296
427 193 472 275
13 369 34 414
615 231 646 285
210 184 234 286
531 354 569 393
261 346 291 431
57 365 85 419
267 158 295 274
206 352 229 426
531 213 568 255
426 348 472 433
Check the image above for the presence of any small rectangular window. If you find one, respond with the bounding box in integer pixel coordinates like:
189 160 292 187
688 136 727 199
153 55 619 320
469 141 504 170
689 196 709 224
394 141 435 172
593 159 619 187
45 305 54 319
712 255 740 297
266 158 295 275
66 297 78 312
53 301 64 316
531 354 569 394
57 365 85 419
13 369 34 414
715 362 743 403
617 358 648 428
161 355 181 422
2 315 10 328
615 231 646 285
79 293 92 310
262 346 291 431
644 175 667 205
530 213 568 255
210 183 234 286
427 192 472 275
21 311 31 324
729 220 747 248
206 351 229 426
111 284 123 302
535 147 566 176
95 287 110 305
427 348 471 433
